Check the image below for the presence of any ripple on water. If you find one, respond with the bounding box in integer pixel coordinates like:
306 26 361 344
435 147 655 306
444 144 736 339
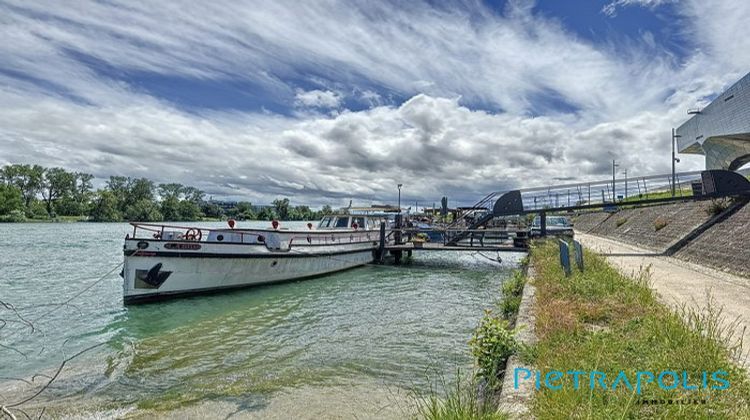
0 222 523 416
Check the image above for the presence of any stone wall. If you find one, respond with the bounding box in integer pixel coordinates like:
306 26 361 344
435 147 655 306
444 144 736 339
676 202 750 277
573 201 714 252
573 200 750 277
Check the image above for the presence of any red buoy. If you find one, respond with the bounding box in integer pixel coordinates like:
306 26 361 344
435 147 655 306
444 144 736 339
307 223 313 230
271 220 280 229
227 219 236 229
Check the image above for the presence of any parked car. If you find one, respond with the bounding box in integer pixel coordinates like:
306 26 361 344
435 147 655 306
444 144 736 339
530 215 574 238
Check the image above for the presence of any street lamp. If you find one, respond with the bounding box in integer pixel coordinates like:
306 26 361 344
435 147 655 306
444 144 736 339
671 128 682 197
612 160 618 202
397 183 403 212
622 169 628 200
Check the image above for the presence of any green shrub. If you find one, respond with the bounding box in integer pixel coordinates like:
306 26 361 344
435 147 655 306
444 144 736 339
653 216 669 231
469 310 517 381
705 199 730 216
498 270 525 320
615 217 627 227
0 210 25 223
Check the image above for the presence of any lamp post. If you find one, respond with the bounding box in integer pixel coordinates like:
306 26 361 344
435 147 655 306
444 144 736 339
622 169 628 200
671 128 682 197
612 160 618 202
397 183 403 212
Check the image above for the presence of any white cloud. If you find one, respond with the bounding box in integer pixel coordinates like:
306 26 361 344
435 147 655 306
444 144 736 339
0 0 747 207
602 0 677 17
294 89 342 108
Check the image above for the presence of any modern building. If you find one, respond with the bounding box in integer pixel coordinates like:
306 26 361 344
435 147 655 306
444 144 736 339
677 72 750 170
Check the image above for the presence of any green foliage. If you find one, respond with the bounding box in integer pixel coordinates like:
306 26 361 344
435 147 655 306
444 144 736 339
272 198 290 220
25 199 49 219
0 210 25 223
176 200 202 221
530 240 750 419
125 199 163 222
1 163 336 223
0 163 44 207
469 310 517 381
615 217 627 227
413 371 507 420
41 167 77 216
0 184 23 214
498 270 525 321
89 190 122 222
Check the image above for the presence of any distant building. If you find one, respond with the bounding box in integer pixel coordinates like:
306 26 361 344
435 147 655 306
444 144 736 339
677 72 750 170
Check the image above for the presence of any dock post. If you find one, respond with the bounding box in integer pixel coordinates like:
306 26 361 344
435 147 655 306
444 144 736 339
540 210 547 238
377 222 386 264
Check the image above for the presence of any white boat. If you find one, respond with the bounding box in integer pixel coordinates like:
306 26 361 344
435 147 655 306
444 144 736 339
122 212 395 304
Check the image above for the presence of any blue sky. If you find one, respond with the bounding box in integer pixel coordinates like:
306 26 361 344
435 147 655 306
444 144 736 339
1 0 749 206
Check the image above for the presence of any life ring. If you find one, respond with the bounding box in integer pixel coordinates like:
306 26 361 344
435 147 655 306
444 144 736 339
184 228 202 241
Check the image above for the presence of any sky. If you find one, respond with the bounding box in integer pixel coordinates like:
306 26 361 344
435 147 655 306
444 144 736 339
1 0 749 207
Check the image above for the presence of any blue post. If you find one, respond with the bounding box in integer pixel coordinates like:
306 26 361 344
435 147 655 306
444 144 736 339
573 240 584 272
559 240 571 276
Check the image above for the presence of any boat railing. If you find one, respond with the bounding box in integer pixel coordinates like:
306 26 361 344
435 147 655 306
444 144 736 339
128 222 392 246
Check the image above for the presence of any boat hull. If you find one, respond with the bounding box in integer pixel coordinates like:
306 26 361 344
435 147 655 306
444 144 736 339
123 238 378 304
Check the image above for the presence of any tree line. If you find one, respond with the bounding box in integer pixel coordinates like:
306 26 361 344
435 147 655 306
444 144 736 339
0 164 333 222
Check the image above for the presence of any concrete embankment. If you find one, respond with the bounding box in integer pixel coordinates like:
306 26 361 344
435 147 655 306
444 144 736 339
573 199 750 276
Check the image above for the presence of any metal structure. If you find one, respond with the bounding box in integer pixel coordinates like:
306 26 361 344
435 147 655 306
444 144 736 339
444 169 750 245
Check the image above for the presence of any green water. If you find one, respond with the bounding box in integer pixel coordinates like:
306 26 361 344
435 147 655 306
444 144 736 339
0 222 522 417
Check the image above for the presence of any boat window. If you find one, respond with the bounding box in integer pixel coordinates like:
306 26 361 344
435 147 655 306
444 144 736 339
352 217 366 228
335 217 350 228
319 217 332 228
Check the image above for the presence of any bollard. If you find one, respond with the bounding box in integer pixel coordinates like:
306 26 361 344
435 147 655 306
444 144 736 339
559 239 571 277
573 240 584 272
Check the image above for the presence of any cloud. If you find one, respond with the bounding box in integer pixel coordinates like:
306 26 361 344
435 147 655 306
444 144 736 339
0 0 748 208
294 89 342 109
602 0 677 17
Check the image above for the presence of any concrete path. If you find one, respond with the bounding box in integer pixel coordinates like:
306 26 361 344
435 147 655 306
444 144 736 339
575 232 750 369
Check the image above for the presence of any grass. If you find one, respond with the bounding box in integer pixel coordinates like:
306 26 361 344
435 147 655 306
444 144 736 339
413 371 508 420
529 240 750 419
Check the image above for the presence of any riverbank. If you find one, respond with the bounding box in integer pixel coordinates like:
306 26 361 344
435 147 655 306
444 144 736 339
526 240 750 418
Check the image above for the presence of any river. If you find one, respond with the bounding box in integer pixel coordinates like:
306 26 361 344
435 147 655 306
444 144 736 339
0 222 522 418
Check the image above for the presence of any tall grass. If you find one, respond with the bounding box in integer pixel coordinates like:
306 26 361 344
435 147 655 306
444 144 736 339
530 240 750 419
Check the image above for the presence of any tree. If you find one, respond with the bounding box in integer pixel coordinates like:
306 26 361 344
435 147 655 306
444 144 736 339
158 183 184 200
74 172 94 214
89 190 122 222
201 201 223 219
125 199 162 222
106 176 129 212
127 178 155 207
177 200 202 221
256 206 277 221
320 205 333 216
272 198 290 220
182 186 204 203
0 164 44 207
160 196 181 221
0 184 23 214
41 167 76 216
